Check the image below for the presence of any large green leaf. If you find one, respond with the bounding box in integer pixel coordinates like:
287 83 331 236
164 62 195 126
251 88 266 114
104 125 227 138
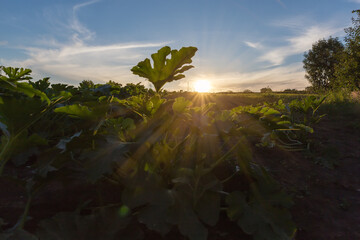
0 67 32 82
67 136 130 182
10 132 48 166
37 208 135 240
15 82 50 104
0 67 50 104
172 97 192 113
131 46 197 92
122 173 173 235
117 94 166 119
0 97 48 134
54 104 95 119
167 185 208 240
0 229 38 240
226 170 296 240
137 189 173 235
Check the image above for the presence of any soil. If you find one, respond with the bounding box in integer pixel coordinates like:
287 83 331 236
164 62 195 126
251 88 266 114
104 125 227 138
253 105 360 240
0 100 359 239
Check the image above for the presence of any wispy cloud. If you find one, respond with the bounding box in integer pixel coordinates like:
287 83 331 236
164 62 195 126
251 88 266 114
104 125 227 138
0 41 8 46
244 41 263 49
3 41 169 84
69 0 100 43
259 23 344 66
0 1 171 85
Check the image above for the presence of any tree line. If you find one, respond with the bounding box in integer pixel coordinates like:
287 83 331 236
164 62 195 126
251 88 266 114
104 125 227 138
303 10 360 92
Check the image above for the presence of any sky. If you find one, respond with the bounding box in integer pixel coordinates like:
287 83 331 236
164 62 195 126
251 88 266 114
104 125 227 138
1 0 360 92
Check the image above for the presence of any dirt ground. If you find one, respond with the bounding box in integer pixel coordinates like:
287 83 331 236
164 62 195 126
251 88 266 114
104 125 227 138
254 104 360 240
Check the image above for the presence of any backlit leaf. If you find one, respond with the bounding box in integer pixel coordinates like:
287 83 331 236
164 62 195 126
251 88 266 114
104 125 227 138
131 46 197 92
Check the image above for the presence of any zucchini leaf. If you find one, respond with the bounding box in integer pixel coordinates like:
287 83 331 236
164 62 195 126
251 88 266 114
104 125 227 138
131 46 197 92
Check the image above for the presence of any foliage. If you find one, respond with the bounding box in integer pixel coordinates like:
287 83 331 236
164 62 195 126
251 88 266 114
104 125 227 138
243 89 253 93
131 46 197 93
0 59 311 240
226 167 296 240
260 87 272 93
283 89 299 93
231 96 326 150
303 37 344 92
79 80 95 90
0 66 50 104
305 86 315 93
30 77 51 92
36 207 137 240
334 10 360 90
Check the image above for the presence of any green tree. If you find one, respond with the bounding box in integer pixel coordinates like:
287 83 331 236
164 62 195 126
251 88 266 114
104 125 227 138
260 86 272 93
334 10 360 90
303 37 344 91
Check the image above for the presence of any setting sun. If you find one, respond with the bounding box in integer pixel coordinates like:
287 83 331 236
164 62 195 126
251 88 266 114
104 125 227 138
194 80 212 92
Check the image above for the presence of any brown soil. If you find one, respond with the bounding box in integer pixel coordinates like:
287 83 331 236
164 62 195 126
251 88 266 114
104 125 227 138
253 107 360 240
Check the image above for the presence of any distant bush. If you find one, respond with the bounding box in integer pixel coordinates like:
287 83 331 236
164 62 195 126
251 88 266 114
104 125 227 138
243 89 253 93
283 89 299 93
260 87 273 93
305 86 315 93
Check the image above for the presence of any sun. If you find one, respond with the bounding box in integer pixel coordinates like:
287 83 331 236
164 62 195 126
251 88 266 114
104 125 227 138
194 80 212 93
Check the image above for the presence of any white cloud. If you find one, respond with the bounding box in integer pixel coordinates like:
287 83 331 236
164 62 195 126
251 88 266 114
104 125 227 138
2 41 169 84
349 0 360 3
0 1 171 86
0 41 8 46
69 0 100 42
244 41 263 49
259 24 344 66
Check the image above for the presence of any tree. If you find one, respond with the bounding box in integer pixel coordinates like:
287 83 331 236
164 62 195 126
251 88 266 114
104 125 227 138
303 37 344 91
334 10 360 90
283 89 298 93
260 87 272 93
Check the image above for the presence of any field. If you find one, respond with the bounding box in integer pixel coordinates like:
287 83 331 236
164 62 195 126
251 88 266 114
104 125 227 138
170 93 360 239
166 92 316 109
1 67 360 240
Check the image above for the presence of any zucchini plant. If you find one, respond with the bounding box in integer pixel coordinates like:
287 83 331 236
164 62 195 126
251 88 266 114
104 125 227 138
0 47 299 240
0 67 54 175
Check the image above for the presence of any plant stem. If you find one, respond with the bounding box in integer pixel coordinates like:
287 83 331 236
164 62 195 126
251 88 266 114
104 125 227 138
17 195 32 230
0 137 14 176
204 141 240 175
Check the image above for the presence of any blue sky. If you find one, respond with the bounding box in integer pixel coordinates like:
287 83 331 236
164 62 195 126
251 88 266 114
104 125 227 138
1 0 359 91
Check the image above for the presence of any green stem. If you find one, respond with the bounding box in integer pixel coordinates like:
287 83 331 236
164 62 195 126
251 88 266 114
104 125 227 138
0 137 15 176
220 170 239 184
16 195 32 230
203 141 241 175
192 176 200 207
